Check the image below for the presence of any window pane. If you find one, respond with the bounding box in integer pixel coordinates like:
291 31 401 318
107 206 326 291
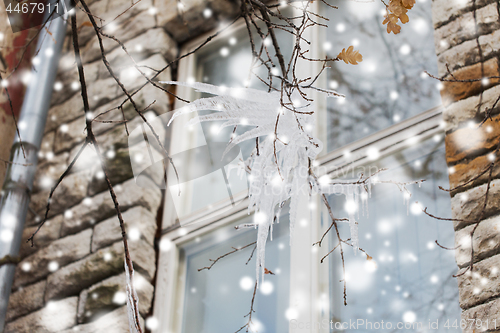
195 20 294 160
321 1 442 151
328 137 461 331
197 29 255 90
195 29 262 177
181 216 291 332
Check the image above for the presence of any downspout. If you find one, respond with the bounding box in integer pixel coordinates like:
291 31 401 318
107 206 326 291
0 7 67 331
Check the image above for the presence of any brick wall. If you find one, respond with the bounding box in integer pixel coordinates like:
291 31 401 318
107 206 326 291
432 0 500 330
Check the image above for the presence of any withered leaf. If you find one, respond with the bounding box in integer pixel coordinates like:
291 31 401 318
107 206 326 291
383 14 402 34
337 46 363 65
402 0 416 9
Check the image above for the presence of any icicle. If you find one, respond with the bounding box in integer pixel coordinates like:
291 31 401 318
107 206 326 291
160 80 280 103
354 185 360 220
256 216 271 286
275 206 282 224
360 188 369 217
270 221 274 241
346 185 359 254
403 186 411 216
364 179 372 218
235 223 259 229
288 164 306 247
289 194 298 246
164 82 330 282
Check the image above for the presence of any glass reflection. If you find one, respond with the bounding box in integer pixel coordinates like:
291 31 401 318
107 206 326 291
177 19 293 216
181 215 290 333
328 138 461 332
321 1 442 151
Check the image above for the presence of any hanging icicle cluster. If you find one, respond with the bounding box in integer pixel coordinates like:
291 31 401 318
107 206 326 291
163 80 421 288
164 81 339 283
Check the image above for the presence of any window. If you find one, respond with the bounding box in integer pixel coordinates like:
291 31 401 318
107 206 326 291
327 137 461 331
153 17 299 333
153 2 460 332
316 2 460 326
180 215 290 333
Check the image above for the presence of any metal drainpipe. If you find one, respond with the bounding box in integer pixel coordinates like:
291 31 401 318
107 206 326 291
0 6 67 331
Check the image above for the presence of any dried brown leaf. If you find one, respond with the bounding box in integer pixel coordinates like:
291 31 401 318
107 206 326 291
337 46 363 65
264 268 275 275
399 13 409 24
402 0 415 9
383 0 413 34
79 21 93 29
383 14 402 34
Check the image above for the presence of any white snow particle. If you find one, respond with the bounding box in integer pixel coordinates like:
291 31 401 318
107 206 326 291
48 261 59 272
220 47 229 57
113 291 127 304
285 308 298 320
239 276 254 291
146 317 159 330
21 262 32 272
203 8 212 18
160 239 172 252
54 81 63 91
128 228 141 241
260 281 274 295
402 311 416 323
64 210 73 219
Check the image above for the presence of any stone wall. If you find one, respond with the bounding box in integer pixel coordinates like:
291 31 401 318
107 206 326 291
3 0 239 332
432 0 500 330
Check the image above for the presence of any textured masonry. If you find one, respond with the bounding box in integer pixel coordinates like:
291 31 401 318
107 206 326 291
432 0 500 328
3 0 239 332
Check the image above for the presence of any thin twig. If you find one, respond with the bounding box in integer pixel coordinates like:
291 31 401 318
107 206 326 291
199 242 257 271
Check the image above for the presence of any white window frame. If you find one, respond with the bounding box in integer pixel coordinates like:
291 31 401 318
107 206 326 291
152 2 447 332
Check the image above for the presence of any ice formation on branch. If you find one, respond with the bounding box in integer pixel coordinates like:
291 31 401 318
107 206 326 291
163 81 366 284
311 181 373 253
125 260 142 333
